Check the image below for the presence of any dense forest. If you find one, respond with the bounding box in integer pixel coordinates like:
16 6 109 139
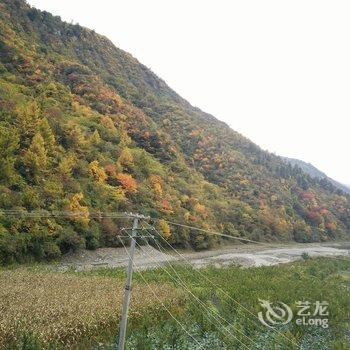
0 0 349 263
283 157 350 195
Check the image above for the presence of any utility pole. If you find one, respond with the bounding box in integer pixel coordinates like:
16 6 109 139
117 215 138 350
117 213 151 350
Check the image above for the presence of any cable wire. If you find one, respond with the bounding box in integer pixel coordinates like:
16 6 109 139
118 239 204 349
0 210 134 219
154 218 270 245
142 220 299 349
140 237 257 349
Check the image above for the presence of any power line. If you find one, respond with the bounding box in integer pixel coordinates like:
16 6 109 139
142 220 300 349
1 209 269 245
154 218 269 245
118 239 204 349
0 210 134 219
142 238 257 349
135 235 254 349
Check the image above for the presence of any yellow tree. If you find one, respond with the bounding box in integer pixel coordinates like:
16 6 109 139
89 160 107 183
158 219 171 239
66 122 86 151
90 130 101 145
101 116 117 132
38 118 56 153
23 132 47 182
58 153 76 180
0 124 19 185
67 193 89 224
118 148 134 170
149 175 163 197
15 101 40 146
194 203 207 218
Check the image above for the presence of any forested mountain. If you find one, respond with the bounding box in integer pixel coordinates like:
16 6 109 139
0 0 349 263
282 157 350 195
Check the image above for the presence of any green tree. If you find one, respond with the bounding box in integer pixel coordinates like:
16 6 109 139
15 101 41 147
22 132 48 182
38 118 56 153
0 124 19 185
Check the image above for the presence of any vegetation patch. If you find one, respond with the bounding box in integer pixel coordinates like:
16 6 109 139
0 0 349 264
0 268 181 349
1 258 349 349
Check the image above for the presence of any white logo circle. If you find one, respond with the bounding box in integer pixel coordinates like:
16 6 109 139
258 299 293 328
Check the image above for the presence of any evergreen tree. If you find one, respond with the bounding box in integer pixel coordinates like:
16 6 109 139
22 132 48 182
0 124 19 185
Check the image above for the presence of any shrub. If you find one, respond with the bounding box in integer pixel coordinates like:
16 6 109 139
0 229 26 264
301 252 310 261
56 227 85 254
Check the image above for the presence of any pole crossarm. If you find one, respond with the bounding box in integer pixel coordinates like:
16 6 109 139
123 212 150 220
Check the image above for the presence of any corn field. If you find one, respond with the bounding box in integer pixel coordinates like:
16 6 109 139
0 268 180 348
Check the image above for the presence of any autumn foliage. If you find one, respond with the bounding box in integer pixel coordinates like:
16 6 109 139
0 0 348 263
116 173 137 193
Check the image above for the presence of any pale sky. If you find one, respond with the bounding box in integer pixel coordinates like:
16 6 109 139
27 0 350 185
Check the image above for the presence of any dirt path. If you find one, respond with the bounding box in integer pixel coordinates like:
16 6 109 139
58 241 350 271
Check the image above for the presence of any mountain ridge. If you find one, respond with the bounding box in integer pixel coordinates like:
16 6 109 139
0 0 349 263
282 157 350 195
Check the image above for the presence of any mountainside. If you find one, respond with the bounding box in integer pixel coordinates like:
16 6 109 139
0 0 349 263
283 157 350 195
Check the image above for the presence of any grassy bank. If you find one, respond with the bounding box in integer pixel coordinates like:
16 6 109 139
1 258 349 349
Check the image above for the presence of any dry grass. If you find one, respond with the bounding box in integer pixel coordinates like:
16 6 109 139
0 268 180 348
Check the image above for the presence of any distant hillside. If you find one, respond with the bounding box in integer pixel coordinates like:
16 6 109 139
0 0 349 263
282 157 350 195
